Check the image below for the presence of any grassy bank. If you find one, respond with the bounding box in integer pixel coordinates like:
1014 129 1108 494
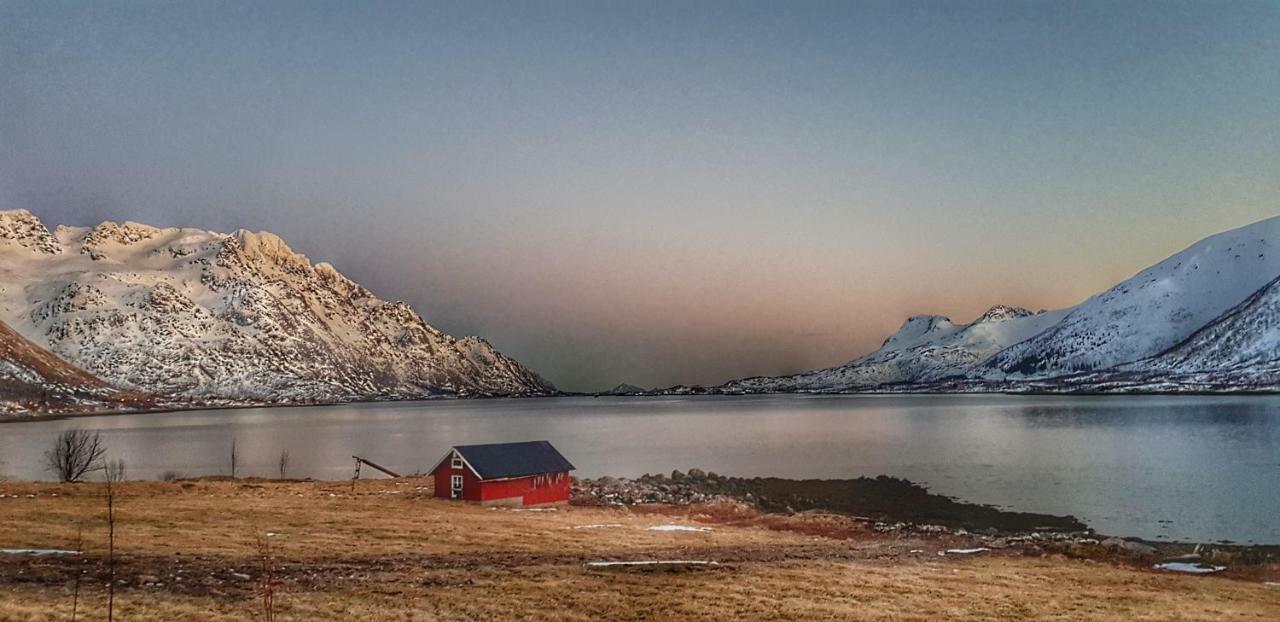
1 478 1277 621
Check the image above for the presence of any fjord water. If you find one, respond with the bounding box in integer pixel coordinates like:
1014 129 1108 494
2 395 1277 544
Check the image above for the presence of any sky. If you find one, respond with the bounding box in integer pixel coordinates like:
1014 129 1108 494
1 1 1278 392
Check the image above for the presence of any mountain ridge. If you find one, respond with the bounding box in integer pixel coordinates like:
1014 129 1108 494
715 215 1280 394
0 210 555 405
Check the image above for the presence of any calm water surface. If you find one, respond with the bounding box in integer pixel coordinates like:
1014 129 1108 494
2 395 1278 543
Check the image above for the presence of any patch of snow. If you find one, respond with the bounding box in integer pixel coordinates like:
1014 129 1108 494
1153 562 1226 574
939 548 990 556
647 524 712 532
586 560 719 567
1 548 80 556
572 524 624 530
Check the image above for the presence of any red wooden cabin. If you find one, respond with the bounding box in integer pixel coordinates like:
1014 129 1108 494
431 440 575 506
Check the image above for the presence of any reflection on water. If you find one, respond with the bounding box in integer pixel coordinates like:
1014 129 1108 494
0 394 1277 543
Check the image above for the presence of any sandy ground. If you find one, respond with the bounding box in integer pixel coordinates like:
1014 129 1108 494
1 478 1277 621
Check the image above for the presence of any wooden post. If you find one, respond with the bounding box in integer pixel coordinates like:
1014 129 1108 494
351 456 402 479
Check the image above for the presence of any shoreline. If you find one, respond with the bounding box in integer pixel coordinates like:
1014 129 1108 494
0 391 564 425
573 472 1280 557
7 389 1280 425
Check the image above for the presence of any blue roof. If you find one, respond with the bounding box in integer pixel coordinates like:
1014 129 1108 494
452 441 575 480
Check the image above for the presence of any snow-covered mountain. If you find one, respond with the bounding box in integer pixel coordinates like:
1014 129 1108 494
984 216 1280 378
1122 274 1280 386
0 317 127 416
719 215 1280 393
722 305 1068 393
0 210 554 403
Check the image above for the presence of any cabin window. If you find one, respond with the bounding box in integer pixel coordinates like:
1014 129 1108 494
451 452 463 469
451 474 463 499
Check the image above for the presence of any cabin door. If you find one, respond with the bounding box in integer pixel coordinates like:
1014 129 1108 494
451 475 463 499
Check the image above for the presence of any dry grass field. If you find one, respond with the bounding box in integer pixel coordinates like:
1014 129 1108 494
1 478 1277 621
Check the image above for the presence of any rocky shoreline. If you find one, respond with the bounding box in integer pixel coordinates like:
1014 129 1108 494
573 470 1086 532
572 470 1279 573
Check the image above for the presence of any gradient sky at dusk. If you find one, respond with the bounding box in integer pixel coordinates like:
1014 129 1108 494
2 1 1278 391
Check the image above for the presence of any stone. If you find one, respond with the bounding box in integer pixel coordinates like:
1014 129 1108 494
1102 537 1157 557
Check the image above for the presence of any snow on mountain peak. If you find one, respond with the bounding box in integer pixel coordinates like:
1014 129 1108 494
83 221 162 246
0 209 61 255
880 315 958 350
974 305 1033 323
234 229 299 261
0 214 555 402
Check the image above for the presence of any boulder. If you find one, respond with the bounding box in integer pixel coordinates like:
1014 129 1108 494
1102 537 1157 557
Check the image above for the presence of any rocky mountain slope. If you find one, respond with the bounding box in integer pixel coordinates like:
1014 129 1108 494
0 317 129 415
0 210 554 404
719 215 1280 393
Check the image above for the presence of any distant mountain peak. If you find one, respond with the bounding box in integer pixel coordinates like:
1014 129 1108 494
0 209 61 255
974 305 1033 324
604 383 648 395
880 314 957 349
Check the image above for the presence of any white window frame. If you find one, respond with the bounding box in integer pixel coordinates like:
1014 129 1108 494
451 452 464 469
451 474 464 499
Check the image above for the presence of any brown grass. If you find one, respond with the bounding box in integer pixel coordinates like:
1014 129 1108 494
1 478 1277 621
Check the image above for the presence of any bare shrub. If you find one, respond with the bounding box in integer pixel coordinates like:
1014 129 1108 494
229 438 239 478
44 430 106 483
255 532 280 621
160 470 182 482
103 459 127 483
70 522 84 622
277 450 290 479
104 471 117 621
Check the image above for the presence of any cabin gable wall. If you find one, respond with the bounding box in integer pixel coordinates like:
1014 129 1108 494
432 451 482 500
